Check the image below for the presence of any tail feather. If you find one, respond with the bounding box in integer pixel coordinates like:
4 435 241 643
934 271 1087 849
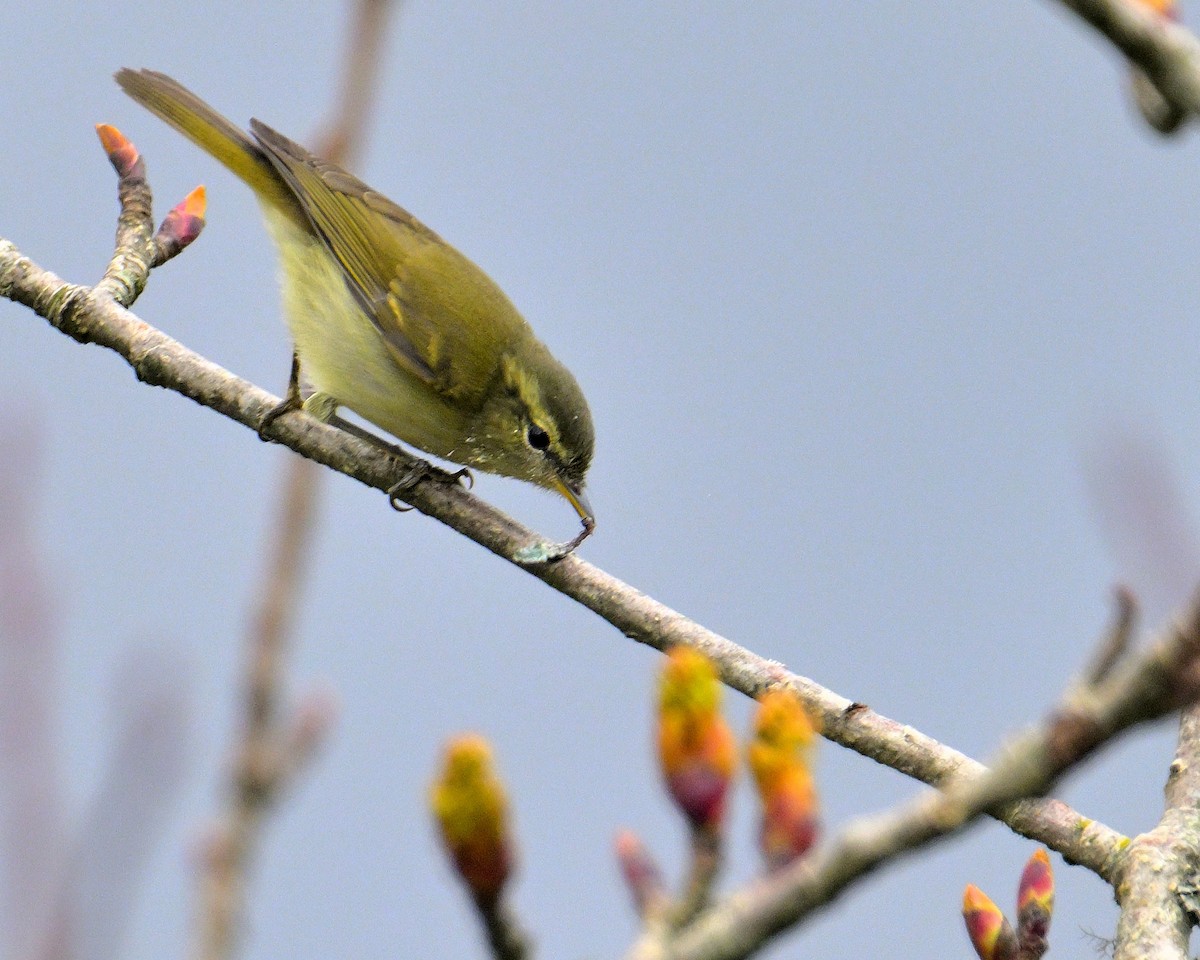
114 69 300 220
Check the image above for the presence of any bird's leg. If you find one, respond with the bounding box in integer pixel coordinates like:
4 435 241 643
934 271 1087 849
258 357 471 506
320 414 472 511
257 351 304 441
384 457 473 512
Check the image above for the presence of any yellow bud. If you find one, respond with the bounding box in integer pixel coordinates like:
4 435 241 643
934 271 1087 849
656 648 736 829
747 689 817 793
430 734 512 904
748 690 819 866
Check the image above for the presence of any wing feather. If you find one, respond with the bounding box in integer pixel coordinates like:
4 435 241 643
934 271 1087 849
250 120 450 387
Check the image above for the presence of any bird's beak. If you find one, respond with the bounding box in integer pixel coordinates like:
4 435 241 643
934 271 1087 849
521 475 594 561
553 475 594 527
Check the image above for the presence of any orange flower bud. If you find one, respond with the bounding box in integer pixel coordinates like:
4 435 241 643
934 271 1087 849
430 734 512 905
657 647 737 830
747 689 816 789
962 885 1018 960
95 124 145 181
155 185 207 260
758 766 818 867
748 689 819 866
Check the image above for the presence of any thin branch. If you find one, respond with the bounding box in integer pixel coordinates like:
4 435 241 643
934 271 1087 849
190 451 331 960
670 826 722 930
1083 429 1200 958
315 0 398 166
0 426 192 960
1046 0 1200 121
479 900 532 960
69 651 191 960
0 424 67 960
626 587 1200 960
0 233 1131 882
1084 585 1138 685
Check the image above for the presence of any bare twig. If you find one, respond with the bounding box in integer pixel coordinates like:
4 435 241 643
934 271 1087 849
479 901 532 960
68 651 191 960
1084 585 1138 685
1086 430 1200 624
670 826 722 930
0 427 191 960
1046 0 1200 125
0 424 67 960
190 452 331 960
315 0 398 165
1082 429 1200 958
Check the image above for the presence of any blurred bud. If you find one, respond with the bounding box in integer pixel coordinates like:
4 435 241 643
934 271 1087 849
747 688 817 783
614 828 665 917
757 765 819 868
1017 848 1054 956
657 647 737 831
748 689 819 867
962 885 1018 960
430 734 512 906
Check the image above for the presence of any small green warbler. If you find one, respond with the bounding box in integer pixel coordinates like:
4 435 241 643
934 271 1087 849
116 69 594 553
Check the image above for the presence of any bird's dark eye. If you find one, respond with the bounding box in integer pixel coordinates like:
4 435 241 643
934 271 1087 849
527 424 551 450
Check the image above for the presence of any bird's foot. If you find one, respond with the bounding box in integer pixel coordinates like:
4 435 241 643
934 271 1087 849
387 461 473 512
257 394 303 441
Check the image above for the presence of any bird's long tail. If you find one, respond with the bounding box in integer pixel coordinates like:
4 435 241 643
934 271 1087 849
115 68 299 220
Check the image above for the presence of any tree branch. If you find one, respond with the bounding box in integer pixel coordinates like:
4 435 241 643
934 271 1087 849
0 229 1134 883
1111 707 1200 959
1046 0 1200 124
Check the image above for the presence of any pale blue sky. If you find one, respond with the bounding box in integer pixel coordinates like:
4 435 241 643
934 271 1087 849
3 2 1199 957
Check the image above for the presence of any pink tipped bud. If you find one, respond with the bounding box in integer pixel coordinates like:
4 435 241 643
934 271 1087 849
615 829 665 916
758 767 819 868
1017 848 1054 956
153 185 207 264
95 124 145 181
657 648 737 831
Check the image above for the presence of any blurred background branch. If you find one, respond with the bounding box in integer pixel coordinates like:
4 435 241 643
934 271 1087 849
0 421 191 960
1049 0 1199 130
191 3 399 959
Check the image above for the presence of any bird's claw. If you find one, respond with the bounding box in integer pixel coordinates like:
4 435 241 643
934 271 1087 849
387 460 473 511
257 396 301 442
